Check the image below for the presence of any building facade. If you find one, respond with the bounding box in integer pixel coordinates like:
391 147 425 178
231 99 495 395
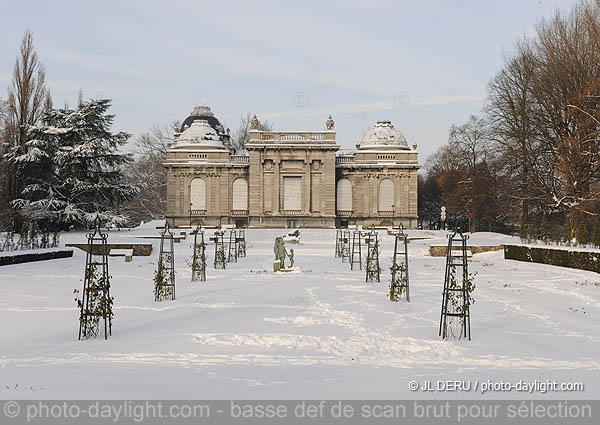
164 106 420 228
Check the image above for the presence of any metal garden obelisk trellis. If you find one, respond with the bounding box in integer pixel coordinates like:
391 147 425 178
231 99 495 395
154 221 176 301
191 227 207 282
365 228 381 282
237 230 247 258
350 229 363 270
340 230 350 263
2 229 15 252
213 230 227 269
227 229 238 263
439 228 473 340
390 225 410 301
78 217 112 340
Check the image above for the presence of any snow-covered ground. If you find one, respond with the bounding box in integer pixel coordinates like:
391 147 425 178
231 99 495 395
1 224 599 399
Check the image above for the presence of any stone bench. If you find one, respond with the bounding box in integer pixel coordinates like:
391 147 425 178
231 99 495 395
109 248 134 262
450 249 473 258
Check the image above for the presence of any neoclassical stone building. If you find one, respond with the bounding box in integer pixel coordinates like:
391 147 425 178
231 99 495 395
164 106 420 228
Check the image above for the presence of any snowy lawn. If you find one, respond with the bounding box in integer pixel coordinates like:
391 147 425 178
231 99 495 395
1 225 599 399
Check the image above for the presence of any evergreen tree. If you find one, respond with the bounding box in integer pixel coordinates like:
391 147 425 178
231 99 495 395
5 99 138 228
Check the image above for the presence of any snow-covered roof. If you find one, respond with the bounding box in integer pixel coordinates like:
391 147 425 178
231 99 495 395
174 119 225 149
360 120 410 150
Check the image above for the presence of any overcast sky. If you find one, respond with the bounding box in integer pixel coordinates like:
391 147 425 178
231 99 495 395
1 0 577 161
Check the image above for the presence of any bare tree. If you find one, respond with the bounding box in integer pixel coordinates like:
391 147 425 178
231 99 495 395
120 123 178 224
231 113 272 153
446 116 491 231
0 97 8 225
4 30 50 148
477 0 600 241
0 97 6 141
3 30 51 211
486 49 542 225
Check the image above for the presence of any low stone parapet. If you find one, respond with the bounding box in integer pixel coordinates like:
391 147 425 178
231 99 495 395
65 243 153 256
429 244 503 257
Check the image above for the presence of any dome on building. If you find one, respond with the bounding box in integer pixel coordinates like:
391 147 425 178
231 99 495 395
175 119 225 149
180 105 225 134
360 120 409 149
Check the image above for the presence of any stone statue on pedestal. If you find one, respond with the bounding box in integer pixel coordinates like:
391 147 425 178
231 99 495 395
274 236 288 270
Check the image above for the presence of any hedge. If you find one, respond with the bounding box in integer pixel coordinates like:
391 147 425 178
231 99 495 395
504 244 600 273
0 249 74 267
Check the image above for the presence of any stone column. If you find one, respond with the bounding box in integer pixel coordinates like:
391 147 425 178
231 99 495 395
214 171 221 217
371 176 378 216
274 159 280 215
259 153 264 214
304 159 311 214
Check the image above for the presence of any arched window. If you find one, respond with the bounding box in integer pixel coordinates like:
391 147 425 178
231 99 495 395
336 179 352 212
232 178 248 210
190 178 206 210
378 178 394 212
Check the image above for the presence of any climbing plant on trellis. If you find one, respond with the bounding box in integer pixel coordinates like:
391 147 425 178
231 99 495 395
227 229 238 263
154 221 176 301
390 225 410 302
439 228 476 340
77 217 113 340
213 230 227 269
237 230 247 258
340 230 351 263
191 227 207 282
365 229 381 283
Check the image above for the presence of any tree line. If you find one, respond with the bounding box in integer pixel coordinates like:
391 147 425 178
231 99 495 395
420 0 600 244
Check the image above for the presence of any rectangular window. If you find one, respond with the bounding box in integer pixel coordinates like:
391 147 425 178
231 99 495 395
283 177 302 210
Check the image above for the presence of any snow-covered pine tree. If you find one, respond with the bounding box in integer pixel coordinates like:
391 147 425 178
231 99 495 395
5 99 138 228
